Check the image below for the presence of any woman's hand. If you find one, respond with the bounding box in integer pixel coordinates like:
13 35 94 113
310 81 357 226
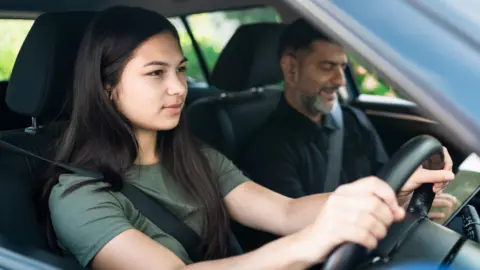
304 177 405 263
397 147 455 205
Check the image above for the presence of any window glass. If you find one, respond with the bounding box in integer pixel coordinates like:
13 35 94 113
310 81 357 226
186 6 282 72
169 17 206 83
0 19 34 81
349 57 401 98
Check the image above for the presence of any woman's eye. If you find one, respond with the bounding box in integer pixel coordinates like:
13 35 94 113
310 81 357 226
177 66 187 73
147 70 165 76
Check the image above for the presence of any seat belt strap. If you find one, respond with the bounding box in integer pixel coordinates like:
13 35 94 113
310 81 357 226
0 139 208 262
120 183 204 262
323 99 344 192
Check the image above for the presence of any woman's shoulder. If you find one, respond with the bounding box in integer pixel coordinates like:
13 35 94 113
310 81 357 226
202 147 241 165
49 174 119 213
50 174 110 199
48 174 134 267
201 148 248 196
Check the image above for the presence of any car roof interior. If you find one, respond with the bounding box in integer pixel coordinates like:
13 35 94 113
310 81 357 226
0 0 298 20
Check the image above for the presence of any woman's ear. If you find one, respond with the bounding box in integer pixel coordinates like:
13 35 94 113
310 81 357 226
280 53 299 86
105 85 117 101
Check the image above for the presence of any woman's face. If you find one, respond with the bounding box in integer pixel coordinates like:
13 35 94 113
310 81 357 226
112 32 188 131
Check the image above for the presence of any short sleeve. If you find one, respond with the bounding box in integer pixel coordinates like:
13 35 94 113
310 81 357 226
203 149 248 196
49 174 133 267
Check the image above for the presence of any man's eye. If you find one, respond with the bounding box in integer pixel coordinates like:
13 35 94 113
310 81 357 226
320 64 334 71
147 70 164 76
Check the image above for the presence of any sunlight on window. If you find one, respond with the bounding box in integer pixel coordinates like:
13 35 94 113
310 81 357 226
187 7 281 71
0 19 34 81
350 56 401 99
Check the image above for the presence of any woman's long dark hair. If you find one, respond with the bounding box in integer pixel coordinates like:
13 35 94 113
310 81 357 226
40 6 230 260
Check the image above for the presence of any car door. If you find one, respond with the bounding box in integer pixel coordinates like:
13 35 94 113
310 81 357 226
344 62 468 169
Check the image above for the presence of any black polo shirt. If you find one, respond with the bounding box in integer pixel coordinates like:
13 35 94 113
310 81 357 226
235 95 389 250
239 95 388 198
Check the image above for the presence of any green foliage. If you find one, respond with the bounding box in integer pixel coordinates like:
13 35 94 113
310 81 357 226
349 56 398 97
224 7 281 24
0 19 33 81
179 33 220 81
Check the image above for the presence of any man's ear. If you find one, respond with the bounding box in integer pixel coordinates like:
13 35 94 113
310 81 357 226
280 53 299 85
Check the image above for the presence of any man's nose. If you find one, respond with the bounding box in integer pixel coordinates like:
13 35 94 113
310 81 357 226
331 67 346 87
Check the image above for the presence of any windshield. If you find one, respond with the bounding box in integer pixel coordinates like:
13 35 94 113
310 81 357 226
435 0 480 33
412 0 480 55
434 153 480 225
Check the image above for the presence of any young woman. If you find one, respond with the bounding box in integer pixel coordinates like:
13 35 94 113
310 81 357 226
42 6 455 269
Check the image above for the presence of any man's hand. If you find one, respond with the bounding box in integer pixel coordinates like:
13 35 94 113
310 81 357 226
428 193 460 223
397 147 455 205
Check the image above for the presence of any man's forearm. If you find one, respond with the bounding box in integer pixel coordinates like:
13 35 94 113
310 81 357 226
281 193 332 235
184 228 317 270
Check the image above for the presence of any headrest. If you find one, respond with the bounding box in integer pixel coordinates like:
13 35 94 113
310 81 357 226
210 23 285 92
6 12 95 120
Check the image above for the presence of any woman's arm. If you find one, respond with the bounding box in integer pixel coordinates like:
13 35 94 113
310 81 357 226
92 226 318 270
93 177 404 270
92 177 403 270
225 181 330 236
227 153 454 238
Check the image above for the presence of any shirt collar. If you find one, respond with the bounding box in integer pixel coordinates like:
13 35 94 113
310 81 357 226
276 95 340 132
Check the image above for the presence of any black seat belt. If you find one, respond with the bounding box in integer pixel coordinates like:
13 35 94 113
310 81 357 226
0 140 242 262
323 99 344 192
120 184 204 262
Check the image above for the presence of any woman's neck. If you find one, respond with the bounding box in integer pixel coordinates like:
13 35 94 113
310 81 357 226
134 129 159 165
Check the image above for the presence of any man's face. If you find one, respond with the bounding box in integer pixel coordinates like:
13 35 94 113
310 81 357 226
284 40 348 116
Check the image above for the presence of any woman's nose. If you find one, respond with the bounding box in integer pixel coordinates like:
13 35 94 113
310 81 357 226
166 76 187 96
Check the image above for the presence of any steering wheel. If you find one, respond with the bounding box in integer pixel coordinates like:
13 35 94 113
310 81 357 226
324 135 443 270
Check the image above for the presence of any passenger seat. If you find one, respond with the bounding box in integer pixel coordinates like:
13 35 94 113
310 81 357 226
188 22 285 162
0 11 95 269
0 81 30 130
210 22 285 92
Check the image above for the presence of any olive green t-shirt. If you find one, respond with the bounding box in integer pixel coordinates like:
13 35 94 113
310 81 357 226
49 149 248 267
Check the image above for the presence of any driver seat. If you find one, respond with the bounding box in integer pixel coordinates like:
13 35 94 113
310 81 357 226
0 11 95 269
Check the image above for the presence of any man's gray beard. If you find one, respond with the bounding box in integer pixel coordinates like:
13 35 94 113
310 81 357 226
297 92 334 116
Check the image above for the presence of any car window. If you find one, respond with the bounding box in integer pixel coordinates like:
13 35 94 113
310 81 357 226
1 7 281 85
0 17 205 85
349 56 402 99
168 17 207 83
0 19 34 81
186 6 282 72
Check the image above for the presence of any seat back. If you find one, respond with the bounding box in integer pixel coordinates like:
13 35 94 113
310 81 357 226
210 22 285 92
185 84 223 107
188 22 285 161
6 12 94 124
0 11 95 269
188 89 281 161
0 81 30 130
